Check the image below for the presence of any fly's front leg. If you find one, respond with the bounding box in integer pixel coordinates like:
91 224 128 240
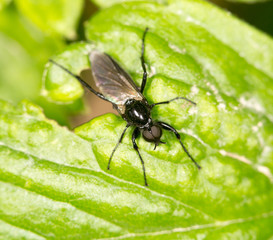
151 97 196 108
140 27 149 94
132 128 148 186
108 124 130 170
157 121 201 170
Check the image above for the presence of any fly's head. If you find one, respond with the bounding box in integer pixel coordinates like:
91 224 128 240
142 123 165 150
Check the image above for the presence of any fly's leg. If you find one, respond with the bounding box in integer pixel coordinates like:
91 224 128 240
140 27 149 94
151 97 196 108
132 128 148 186
108 124 130 170
157 121 201 170
49 59 111 103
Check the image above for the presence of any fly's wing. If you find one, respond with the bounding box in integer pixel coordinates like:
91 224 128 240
89 50 144 113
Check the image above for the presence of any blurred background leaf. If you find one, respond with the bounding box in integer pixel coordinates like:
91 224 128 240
0 1 84 125
0 0 11 10
14 0 84 39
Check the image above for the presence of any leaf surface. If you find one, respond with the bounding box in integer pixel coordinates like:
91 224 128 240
3 0 273 239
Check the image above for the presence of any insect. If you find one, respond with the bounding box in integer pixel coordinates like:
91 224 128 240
49 28 201 186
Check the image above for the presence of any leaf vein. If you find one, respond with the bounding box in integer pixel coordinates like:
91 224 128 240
0 216 48 240
93 211 273 239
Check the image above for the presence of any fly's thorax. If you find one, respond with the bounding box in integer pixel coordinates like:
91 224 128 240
124 99 151 127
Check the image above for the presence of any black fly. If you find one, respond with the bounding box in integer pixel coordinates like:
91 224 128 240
49 28 201 186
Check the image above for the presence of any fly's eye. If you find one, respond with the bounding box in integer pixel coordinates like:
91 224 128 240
143 125 162 142
151 125 162 139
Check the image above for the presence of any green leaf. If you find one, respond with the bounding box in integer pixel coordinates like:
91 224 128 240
0 0 11 11
0 4 84 125
42 42 93 103
14 0 84 39
90 0 273 8
0 99 206 238
0 5 62 103
1 98 273 239
0 33 41 103
5 0 273 238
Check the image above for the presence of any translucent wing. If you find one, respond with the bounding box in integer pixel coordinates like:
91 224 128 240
90 50 144 113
